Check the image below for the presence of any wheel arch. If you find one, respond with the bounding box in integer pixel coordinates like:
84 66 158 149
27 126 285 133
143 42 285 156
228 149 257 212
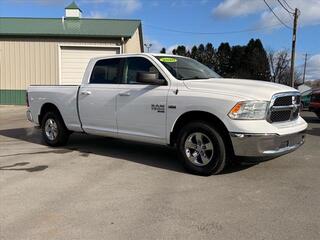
170 111 234 155
38 103 65 127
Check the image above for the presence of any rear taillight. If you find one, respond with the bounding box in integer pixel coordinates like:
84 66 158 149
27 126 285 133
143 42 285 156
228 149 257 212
26 91 29 107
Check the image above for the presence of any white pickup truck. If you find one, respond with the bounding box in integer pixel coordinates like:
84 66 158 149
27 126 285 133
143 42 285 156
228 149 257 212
27 53 307 175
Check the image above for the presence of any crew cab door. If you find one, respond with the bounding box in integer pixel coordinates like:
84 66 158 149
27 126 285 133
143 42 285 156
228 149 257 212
116 56 170 144
78 58 121 136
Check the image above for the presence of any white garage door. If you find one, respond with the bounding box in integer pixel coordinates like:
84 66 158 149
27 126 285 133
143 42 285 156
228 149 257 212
60 46 120 85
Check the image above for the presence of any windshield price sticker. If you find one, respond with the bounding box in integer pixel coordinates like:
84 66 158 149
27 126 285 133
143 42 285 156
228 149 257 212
160 57 177 63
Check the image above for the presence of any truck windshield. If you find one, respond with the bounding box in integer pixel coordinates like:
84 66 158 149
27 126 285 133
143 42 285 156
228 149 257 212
155 56 221 80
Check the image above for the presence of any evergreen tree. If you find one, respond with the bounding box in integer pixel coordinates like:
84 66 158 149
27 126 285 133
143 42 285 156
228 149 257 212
216 42 231 77
160 48 166 53
190 45 198 59
242 39 271 81
176 45 187 56
170 39 273 81
204 43 216 69
196 44 205 63
230 45 246 78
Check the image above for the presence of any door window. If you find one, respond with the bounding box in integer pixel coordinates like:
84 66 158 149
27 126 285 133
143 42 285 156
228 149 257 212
123 57 165 84
90 58 121 84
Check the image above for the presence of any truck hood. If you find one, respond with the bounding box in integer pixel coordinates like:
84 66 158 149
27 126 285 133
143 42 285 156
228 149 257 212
183 78 298 101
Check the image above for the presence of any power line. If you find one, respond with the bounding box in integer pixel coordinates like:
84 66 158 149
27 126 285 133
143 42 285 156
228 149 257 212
282 0 295 12
277 0 295 14
263 0 292 29
143 23 285 35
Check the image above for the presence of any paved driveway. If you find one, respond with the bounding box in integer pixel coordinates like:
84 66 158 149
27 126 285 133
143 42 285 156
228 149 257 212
0 106 319 240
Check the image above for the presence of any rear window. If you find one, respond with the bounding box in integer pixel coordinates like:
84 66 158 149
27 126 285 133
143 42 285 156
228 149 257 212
90 58 121 84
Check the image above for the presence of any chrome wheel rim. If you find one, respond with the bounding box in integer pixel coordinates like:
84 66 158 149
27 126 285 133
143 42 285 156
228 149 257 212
45 118 58 141
184 132 214 166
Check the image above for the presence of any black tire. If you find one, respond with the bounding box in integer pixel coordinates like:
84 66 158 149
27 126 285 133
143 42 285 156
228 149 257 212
41 111 70 147
316 112 320 119
177 121 227 176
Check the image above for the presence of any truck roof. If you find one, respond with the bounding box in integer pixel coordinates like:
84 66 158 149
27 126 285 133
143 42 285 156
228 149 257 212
90 53 187 61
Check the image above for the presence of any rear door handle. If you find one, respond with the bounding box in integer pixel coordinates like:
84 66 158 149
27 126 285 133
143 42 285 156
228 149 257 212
80 90 91 95
119 92 131 96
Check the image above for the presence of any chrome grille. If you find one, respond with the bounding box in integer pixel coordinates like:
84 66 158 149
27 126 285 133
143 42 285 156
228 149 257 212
267 92 301 123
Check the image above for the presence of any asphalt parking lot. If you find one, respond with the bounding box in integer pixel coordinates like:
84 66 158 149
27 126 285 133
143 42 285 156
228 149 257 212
0 106 319 240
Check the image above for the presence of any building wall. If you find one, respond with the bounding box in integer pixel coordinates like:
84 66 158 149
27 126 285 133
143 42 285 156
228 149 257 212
0 35 142 104
125 27 143 54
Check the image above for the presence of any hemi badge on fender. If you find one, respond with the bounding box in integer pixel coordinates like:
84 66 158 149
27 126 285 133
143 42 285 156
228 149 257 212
168 105 176 109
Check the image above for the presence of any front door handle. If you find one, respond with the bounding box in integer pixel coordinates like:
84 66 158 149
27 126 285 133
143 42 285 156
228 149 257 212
80 90 91 95
119 92 131 96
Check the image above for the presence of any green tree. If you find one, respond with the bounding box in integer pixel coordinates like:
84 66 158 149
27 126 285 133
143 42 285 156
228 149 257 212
216 42 231 77
203 43 216 69
230 45 246 78
190 46 198 59
196 44 205 63
160 48 166 53
242 39 271 81
176 45 187 56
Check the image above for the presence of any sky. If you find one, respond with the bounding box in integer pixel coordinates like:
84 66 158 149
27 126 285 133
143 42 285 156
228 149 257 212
0 0 319 80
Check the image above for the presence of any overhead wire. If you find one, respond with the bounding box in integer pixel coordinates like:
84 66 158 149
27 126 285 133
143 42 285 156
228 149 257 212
277 0 295 14
282 0 295 12
263 0 292 29
142 23 285 35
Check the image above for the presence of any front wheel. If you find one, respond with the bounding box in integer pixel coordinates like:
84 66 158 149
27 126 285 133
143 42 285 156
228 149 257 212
41 111 70 147
177 122 227 176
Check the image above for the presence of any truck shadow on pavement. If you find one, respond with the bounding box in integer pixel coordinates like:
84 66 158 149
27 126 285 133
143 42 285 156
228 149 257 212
0 162 48 172
302 113 320 137
0 127 254 175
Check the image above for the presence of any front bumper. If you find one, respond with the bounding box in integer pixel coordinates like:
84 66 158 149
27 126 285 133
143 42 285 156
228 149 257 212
230 131 306 157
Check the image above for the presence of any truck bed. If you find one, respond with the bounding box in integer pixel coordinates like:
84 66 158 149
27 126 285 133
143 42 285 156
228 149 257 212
27 85 82 132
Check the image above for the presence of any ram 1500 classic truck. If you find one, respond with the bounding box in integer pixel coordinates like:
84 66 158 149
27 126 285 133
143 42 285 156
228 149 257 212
26 53 307 175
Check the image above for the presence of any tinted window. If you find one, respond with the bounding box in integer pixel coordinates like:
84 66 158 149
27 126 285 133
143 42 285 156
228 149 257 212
123 57 164 84
90 58 121 84
155 56 221 80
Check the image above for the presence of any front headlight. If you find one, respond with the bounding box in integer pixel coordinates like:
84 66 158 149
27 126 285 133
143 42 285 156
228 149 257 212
228 101 269 120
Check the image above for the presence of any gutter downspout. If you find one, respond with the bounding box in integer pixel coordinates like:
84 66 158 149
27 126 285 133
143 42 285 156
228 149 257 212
121 37 125 53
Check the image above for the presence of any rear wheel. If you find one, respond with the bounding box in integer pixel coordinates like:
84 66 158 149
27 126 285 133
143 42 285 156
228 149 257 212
41 111 70 146
177 122 227 176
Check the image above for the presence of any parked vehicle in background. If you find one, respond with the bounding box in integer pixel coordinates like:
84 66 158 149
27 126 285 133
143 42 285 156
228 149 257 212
26 53 307 175
309 90 320 119
300 89 313 110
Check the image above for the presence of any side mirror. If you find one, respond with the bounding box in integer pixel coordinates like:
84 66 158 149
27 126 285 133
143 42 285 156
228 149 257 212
137 72 166 85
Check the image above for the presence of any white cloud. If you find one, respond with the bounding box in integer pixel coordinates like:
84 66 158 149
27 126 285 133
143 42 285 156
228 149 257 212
305 54 320 80
88 10 107 19
150 1 159 7
213 0 265 18
81 0 141 15
212 0 320 28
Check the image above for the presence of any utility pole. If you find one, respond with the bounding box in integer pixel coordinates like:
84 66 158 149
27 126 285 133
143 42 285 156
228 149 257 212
302 53 308 84
290 8 299 88
144 43 152 53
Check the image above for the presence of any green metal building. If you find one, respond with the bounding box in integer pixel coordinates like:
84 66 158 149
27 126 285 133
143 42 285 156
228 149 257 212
0 2 143 105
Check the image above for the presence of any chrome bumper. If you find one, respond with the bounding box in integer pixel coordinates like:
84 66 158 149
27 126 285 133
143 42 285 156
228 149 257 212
230 131 306 157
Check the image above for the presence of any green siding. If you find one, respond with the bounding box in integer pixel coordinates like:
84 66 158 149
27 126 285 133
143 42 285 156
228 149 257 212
0 90 26 105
